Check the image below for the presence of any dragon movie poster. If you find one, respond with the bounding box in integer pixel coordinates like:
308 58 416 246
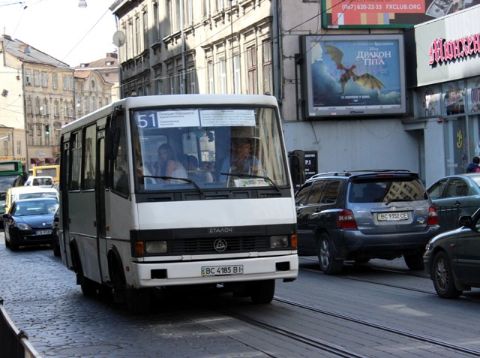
303 35 406 118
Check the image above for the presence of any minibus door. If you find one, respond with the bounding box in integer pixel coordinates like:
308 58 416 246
96 130 108 282
60 139 72 268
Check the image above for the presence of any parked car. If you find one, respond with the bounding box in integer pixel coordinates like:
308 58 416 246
24 175 54 187
424 208 480 298
4 186 59 215
295 170 440 274
3 197 59 250
427 173 480 234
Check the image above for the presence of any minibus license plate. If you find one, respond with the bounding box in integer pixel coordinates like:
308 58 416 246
201 265 244 277
377 212 409 221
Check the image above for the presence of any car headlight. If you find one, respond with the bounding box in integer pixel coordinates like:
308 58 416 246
270 235 289 249
16 223 31 230
145 240 168 254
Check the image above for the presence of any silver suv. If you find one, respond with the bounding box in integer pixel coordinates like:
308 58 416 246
295 170 440 274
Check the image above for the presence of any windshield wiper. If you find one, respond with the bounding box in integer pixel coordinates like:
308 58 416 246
142 175 204 196
220 172 280 192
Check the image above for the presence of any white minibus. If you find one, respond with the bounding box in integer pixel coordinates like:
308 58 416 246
58 95 298 310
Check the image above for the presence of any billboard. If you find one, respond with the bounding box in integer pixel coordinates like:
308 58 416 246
322 0 480 29
302 34 406 118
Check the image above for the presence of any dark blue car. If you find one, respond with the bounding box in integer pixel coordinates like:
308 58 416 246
3 197 59 250
424 208 480 298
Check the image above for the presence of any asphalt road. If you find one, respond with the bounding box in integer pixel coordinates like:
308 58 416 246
1 233 480 358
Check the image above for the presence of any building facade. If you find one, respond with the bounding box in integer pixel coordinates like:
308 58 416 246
411 6 480 186
75 52 121 108
111 0 274 98
1 36 121 169
0 35 27 162
1 34 75 167
110 0 478 184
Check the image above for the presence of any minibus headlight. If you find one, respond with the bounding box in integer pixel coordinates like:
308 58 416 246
270 235 289 249
145 240 168 254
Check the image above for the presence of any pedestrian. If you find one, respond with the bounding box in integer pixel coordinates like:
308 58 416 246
466 156 480 173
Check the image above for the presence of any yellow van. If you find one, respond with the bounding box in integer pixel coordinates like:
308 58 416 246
4 186 59 215
31 165 60 185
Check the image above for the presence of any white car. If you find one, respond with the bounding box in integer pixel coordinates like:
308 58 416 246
4 186 59 215
25 176 54 187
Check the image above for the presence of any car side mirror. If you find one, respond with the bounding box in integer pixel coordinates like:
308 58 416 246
458 215 473 228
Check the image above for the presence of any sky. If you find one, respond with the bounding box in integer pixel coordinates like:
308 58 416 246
0 0 117 67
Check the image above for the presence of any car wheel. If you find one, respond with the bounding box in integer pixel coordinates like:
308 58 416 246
250 279 275 304
432 251 462 298
317 233 343 275
404 252 424 270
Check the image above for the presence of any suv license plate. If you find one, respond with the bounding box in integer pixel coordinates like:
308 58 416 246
377 212 409 221
377 211 408 221
201 265 244 277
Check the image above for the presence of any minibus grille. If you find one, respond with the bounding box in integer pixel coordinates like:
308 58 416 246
168 236 271 255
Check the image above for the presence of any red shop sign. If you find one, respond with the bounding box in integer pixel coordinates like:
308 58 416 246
429 34 480 66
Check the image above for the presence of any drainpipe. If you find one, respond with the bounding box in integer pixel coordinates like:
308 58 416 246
272 0 282 103
21 62 29 169
180 0 186 94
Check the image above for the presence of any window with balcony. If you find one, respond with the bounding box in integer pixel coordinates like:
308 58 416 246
247 45 258 94
218 57 227 94
185 0 193 25
207 60 215 94
143 9 149 49
263 40 272 94
153 3 160 42
233 54 241 94
135 16 141 55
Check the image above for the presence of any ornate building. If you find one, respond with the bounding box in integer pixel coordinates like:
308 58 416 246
0 34 74 166
75 52 120 117
110 0 273 98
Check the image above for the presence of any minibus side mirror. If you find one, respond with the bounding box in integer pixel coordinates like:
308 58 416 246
289 150 305 189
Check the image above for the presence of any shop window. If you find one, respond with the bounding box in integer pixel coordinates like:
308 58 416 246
443 82 465 115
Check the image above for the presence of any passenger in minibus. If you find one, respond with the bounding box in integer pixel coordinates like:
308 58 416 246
185 155 213 183
228 138 262 175
152 143 187 179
